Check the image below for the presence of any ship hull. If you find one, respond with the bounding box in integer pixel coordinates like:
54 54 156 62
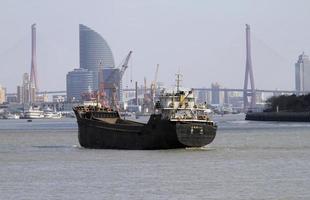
74 110 217 150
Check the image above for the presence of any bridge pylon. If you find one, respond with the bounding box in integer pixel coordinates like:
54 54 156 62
243 24 256 111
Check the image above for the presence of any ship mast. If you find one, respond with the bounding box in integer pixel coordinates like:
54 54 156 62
175 73 182 93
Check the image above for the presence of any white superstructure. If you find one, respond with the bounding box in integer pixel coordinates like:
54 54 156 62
155 89 213 122
43 107 62 119
24 106 44 119
3 113 20 119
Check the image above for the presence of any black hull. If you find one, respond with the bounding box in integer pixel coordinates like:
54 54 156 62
246 111 310 122
74 110 217 150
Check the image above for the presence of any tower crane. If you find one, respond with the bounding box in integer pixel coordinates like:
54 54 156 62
104 51 133 108
119 51 132 79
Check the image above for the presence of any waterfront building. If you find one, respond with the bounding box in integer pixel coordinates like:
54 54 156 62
7 96 17 103
206 91 211 104
66 68 94 102
79 24 115 91
0 85 6 104
52 95 66 103
17 86 22 103
295 52 310 92
211 83 222 104
224 90 229 104
21 73 31 104
196 89 207 104
36 94 48 103
228 92 243 110
255 92 264 104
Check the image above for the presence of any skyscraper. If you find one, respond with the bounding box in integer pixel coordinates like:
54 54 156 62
66 24 119 102
79 24 115 90
17 86 22 103
23 73 31 104
196 89 208 104
295 52 310 93
211 83 220 104
66 68 95 102
16 73 31 104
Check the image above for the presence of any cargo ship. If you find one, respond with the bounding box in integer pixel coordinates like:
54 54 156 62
73 89 217 150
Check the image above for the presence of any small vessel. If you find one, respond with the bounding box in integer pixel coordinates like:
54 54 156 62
44 111 62 119
43 107 62 119
73 89 217 150
24 106 44 119
3 113 20 119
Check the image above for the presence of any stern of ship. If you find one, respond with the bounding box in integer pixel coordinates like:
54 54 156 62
175 121 217 147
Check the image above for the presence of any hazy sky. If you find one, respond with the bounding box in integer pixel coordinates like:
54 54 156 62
1 0 310 92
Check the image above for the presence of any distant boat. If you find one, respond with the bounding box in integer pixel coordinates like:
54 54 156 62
43 107 62 119
44 112 62 119
3 113 20 120
24 106 44 119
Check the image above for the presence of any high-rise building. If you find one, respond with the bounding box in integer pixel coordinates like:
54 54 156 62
79 24 115 90
66 68 95 102
17 86 22 103
66 24 120 103
295 52 310 92
0 85 6 104
22 73 31 104
196 89 208 104
211 83 220 104
16 73 35 104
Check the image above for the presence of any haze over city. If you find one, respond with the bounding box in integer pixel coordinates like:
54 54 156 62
1 0 310 92
2 1 310 199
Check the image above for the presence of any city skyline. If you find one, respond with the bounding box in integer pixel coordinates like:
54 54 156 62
1 0 310 93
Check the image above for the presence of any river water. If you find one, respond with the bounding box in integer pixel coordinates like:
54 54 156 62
1 114 310 199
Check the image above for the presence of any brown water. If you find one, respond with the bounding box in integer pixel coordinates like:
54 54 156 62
1 115 310 199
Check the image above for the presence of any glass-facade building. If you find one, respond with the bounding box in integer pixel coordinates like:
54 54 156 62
79 24 115 90
66 24 122 103
66 68 94 102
